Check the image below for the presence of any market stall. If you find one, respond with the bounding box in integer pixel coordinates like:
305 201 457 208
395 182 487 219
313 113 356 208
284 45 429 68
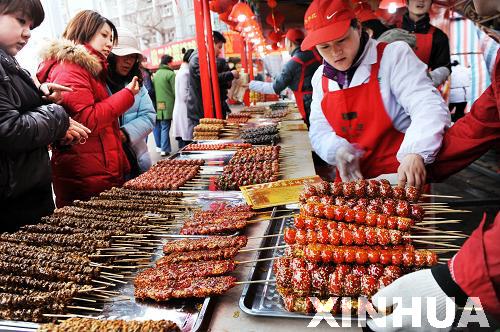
0 101 482 332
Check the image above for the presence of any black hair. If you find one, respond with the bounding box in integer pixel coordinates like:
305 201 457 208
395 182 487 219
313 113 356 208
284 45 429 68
362 19 389 39
183 49 194 63
213 30 226 44
161 54 174 65
350 18 359 29
107 53 143 91
0 0 45 28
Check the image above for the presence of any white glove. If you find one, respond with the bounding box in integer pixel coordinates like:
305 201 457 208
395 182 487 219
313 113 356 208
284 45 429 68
335 144 363 181
429 67 451 87
248 80 276 94
368 269 456 332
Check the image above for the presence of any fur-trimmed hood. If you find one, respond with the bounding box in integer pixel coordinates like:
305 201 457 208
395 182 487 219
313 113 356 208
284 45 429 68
37 39 105 81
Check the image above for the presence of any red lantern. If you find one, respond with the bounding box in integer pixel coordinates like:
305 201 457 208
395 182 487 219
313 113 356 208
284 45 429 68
219 10 238 29
229 2 255 23
267 0 277 8
210 0 237 13
265 11 285 27
271 43 280 51
267 30 284 43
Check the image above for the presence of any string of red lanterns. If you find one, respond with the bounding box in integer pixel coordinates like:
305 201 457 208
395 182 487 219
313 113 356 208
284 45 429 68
211 0 283 55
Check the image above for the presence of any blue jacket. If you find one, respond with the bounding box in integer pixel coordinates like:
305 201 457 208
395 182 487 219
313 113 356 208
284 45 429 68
120 86 156 173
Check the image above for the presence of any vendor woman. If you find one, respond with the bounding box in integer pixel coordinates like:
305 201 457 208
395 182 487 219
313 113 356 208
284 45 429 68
305 0 450 188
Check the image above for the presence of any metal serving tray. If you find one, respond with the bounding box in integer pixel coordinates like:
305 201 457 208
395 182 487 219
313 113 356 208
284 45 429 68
238 212 365 321
0 193 246 332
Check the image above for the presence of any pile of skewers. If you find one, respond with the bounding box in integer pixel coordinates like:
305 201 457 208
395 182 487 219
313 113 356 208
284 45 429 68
134 235 249 302
216 146 281 190
274 179 441 314
241 105 267 114
193 118 240 140
263 109 289 119
124 159 204 190
193 123 224 140
149 202 264 236
179 204 256 235
0 187 192 322
38 318 180 332
183 142 252 151
240 124 280 145
227 113 251 124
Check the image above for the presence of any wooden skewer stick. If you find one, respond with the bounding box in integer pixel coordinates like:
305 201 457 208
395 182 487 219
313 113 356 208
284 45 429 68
89 293 111 300
236 257 278 264
412 226 468 238
101 271 125 278
66 305 103 312
101 276 128 284
423 217 446 220
43 314 77 318
406 235 463 239
239 244 287 253
109 265 150 269
422 206 458 211
112 258 151 263
413 240 461 248
419 202 449 205
419 220 462 225
421 194 462 199
95 290 121 295
234 279 276 285
149 233 208 238
79 287 107 293
73 296 97 303
92 279 115 287
425 210 471 214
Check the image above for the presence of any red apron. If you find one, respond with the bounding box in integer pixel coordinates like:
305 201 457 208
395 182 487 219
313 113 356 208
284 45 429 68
321 43 404 179
413 26 435 65
291 50 322 121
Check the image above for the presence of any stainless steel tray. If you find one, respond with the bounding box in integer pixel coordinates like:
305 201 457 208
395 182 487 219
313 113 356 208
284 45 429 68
0 193 246 331
239 213 307 319
238 212 364 321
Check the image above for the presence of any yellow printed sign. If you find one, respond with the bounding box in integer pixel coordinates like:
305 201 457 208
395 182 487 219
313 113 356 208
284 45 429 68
241 176 322 209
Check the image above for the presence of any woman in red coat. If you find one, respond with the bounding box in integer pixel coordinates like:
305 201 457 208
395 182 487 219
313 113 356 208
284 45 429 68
37 10 140 207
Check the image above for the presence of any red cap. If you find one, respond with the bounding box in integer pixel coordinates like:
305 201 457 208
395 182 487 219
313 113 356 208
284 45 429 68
285 28 305 44
353 2 378 22
301 0 356 51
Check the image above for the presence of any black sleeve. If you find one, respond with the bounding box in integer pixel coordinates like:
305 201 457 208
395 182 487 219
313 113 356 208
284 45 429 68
431 264 468 307
429 28 451 71
0 99 70 153
218 70 235 84
273 60 300 94
189 54 200 80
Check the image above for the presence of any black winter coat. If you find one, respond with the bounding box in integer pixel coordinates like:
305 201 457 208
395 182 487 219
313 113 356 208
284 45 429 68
0 50 69 231
187 50 235 120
